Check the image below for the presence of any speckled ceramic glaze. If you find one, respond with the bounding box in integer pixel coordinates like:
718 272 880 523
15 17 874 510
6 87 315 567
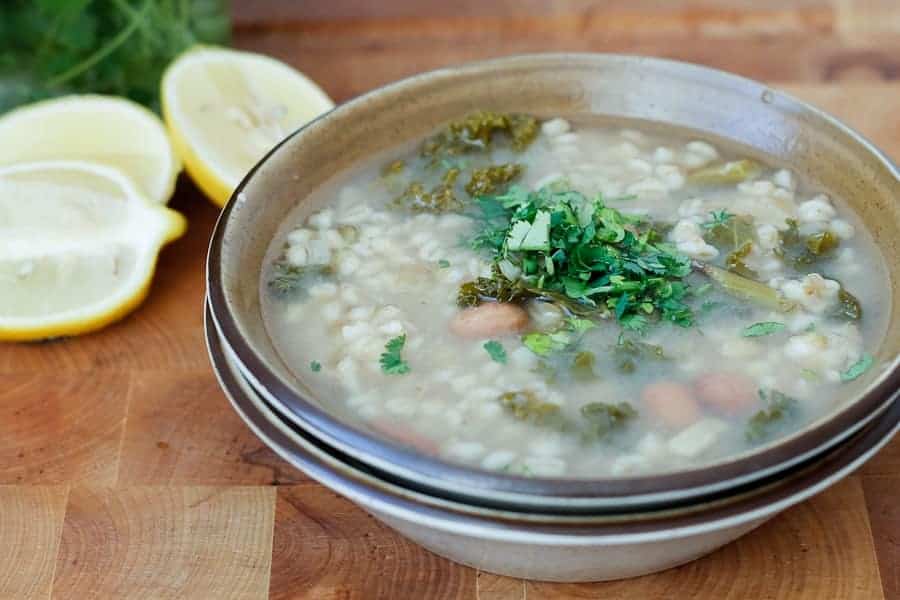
207 54 900 512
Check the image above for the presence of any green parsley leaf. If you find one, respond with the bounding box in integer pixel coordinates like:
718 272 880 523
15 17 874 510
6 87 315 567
379 334 411 375
438 259 450 268
741 321 786 337
483 340 507 364
310 361 322 372
702 210 734 230
505 220 532 251
841 353 873 382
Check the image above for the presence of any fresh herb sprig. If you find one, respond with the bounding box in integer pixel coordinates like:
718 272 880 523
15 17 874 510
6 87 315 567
463 182 695 333
380 334 411 375
0 0 231 112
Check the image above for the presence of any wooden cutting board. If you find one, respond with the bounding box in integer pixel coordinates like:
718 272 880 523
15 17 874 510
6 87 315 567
1 2 898 598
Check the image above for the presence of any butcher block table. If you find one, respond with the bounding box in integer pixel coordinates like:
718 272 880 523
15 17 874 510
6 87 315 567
2 2 899 598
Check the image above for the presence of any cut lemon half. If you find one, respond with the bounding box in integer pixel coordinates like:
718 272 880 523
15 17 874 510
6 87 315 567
0 95 180 205
0 161 187 341
162 46 334 206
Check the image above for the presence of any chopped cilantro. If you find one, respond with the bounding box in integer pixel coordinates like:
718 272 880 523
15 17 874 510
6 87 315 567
310 361 322 372
379 335 411 375
463 182 695 332
483 340 507 364
741 321 785 337
841 354 873 382
702 210 735 230
438 259 451 268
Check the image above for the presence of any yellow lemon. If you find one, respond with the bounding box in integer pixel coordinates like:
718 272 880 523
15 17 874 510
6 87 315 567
161 45 334 206
0 95 180 204
0 161 186 341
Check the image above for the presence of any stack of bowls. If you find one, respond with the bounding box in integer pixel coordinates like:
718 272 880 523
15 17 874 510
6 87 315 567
205 55 900 581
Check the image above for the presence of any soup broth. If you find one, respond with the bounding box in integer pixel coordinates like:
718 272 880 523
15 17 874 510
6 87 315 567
261 113 889 478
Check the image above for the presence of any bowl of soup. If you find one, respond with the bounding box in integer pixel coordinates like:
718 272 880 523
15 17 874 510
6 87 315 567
207 54 900 512
206 301 900 581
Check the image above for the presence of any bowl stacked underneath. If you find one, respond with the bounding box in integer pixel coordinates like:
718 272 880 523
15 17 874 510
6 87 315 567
205 55 900 581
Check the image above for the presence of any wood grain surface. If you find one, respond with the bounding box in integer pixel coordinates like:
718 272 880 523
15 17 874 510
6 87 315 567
1 1 899 598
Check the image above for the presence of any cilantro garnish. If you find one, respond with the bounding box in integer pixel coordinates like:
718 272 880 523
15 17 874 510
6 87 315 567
483 340 507 364
702 210 734 230
841 354 873 382
438 259 451 268
310 361 322 372
463 182 695 332
379 335 411 375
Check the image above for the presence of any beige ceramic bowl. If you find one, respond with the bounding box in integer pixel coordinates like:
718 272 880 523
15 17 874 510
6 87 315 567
207 54 900 512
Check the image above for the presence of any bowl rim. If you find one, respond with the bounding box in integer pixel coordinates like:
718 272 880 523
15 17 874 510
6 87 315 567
207 52 900 501
207 301 900 541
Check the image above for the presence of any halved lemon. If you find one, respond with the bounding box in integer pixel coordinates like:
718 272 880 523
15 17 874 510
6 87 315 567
0 95 180 205
161 46 334 206
0 161 187 341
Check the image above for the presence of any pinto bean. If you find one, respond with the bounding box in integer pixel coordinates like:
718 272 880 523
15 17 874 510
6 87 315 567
450 302 529 339
641 381 702 429
694 372 758 415
369 419 439 455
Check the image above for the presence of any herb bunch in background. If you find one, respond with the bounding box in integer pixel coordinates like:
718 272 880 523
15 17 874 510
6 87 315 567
0 0 231 113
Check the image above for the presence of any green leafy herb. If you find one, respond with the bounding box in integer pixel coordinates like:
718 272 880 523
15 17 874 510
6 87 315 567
310 361 322 372
841 353 873 382
457 267 529 308
499 390 563 426
464 182 695 332
466 163 523 197
268 260 330 298
483 340 507 364
522 331 570 356
522 317 595 357
421 111 538 166
702 212 758 278
832 288 862 321
742 321 786 337
580 401 637 441
746 390 799 443
392 168 463 213
777 220 841 269
379 335 411 375
805 230 840 257
702 210 735 230
438 259 450 268
0 0 231 113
